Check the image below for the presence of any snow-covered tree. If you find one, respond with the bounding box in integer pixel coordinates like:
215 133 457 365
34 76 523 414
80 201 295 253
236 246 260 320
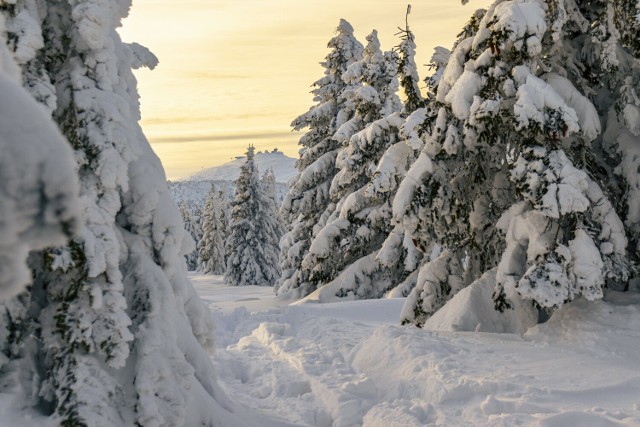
0 2 249 425
584 0 640 268
397 7 426 115
180 202 203 271
262 168 277 200
290 30 402 297
399 1 636 326
300 16 457 302
198 185 227 274
226 146 282 286
277 20 363 297
0 37 80 299
262 168 287 235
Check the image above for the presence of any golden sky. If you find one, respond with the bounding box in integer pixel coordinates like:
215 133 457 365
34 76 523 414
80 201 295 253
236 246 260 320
120 1 488 180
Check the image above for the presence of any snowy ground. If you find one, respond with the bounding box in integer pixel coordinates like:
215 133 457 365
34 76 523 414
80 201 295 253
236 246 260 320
193 273 640 427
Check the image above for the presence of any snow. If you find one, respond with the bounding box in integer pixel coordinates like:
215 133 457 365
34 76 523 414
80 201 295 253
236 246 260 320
191 273 640 426
423 269 537 334
445 69 483 121
545 73 600 141
0 66 80 298
512 67 580 136
392 151 434 221
184 150 296 184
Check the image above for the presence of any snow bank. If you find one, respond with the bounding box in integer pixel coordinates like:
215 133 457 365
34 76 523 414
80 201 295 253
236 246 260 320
424 269 538 334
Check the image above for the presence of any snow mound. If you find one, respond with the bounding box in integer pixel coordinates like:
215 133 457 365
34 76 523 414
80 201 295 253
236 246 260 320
526 292 640 359
184 149 296 184
424 269 538 334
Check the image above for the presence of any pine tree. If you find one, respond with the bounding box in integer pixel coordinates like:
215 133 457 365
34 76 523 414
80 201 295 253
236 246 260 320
0 2 249 425
277 19 363 297
398 1 636 326
226 146 282 286
198 185 226 274
300 16 453 301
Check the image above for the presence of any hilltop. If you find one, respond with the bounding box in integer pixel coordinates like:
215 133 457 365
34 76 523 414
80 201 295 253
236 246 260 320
182 149 297 184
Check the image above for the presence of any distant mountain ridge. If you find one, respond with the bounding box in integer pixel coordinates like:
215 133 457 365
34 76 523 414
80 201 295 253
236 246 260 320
181 149 297 184
170 149 295 212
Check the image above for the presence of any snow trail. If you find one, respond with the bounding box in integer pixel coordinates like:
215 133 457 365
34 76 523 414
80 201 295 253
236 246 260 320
194 273 640 426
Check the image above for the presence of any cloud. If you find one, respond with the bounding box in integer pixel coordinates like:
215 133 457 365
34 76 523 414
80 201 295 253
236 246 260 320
142 111 285 125
150 131 299 144
189 70 249 80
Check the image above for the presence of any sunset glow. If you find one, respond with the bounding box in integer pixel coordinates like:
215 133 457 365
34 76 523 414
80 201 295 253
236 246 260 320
120 1 489 180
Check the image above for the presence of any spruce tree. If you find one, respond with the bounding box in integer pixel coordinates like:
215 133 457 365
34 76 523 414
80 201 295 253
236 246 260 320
295 29 402 296
198 185 226 274
277 19 363 297
397 7 426 115
0 2 249 425
226 146 282 286
180 202 202 271
398 1 636 327
0 35 80 299
262 168 286 236
585 0 640 268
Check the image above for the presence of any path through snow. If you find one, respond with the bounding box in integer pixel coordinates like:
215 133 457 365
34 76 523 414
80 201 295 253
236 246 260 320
192 273 640 426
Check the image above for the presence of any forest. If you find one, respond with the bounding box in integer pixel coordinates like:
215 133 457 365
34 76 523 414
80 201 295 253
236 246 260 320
0 0 639 425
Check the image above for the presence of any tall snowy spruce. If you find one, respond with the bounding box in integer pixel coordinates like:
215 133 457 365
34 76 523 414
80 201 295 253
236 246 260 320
198 185 227 274
276 19 363 297
302 21 433 301
296 29 403 297
398 0 637 327
226 146 282 286
0 2 251 425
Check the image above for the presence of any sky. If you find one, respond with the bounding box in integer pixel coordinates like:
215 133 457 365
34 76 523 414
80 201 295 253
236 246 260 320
119 0 489 180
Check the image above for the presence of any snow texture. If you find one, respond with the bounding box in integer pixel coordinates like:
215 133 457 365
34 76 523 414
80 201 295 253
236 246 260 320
193 273 640 427
0 42 80 299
